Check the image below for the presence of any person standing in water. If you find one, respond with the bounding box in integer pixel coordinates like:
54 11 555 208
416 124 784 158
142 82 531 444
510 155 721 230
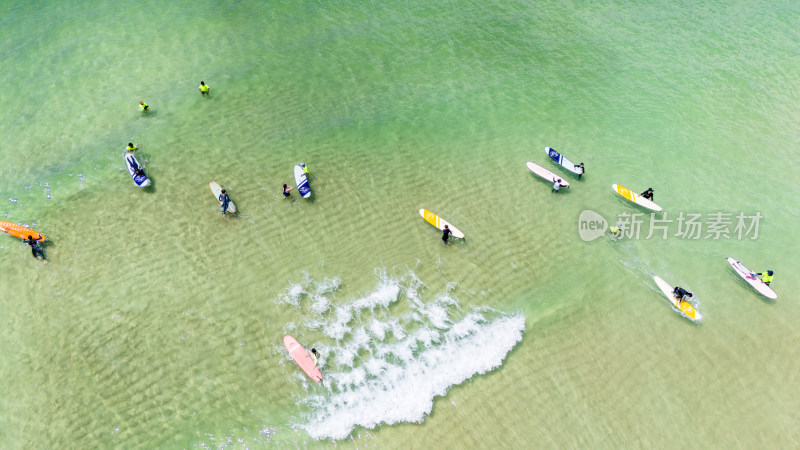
310 348 320 366
442 224 452 245
673 286 692 301
126 143 137 152
23 235 46 262
283 184 293 198
576 163 585 178
219 188 230 216
198 81 210 95
756 270 774 285
552 178 562 193
139 100 149 112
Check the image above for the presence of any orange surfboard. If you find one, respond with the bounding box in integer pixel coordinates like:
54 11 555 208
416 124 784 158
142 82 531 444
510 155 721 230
0 221 46 241
283 335 322 382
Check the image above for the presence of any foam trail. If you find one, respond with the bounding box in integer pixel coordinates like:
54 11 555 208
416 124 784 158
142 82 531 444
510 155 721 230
300 313 525 440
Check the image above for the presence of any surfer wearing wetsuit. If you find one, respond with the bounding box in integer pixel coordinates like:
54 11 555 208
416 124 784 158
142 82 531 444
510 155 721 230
442 224 452 244
219 189 230 216
641 188 654 200
577 163 585 178
283 184 292 197
23 235 46 261
756 270 774 285
673 287 692 301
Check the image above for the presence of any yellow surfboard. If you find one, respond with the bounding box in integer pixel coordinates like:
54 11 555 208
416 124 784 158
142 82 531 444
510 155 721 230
653 275 701 321
612 184 662 212
419 209 465 239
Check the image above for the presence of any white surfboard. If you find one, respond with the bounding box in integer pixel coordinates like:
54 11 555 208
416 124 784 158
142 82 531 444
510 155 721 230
612 184 662 212
294 164 311 198
210 181 236 214
526 162 569 188
419 209 465 239
653 275 702 321
545 147 583 175
726 257 777 299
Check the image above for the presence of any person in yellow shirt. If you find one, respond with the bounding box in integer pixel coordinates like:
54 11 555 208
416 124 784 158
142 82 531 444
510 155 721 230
756 270 774 285
139 100 149 112
126 143 137 152
198 81 210 95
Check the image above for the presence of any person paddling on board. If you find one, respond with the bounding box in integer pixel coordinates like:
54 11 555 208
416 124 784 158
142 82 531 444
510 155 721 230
139 100 149 112
23 235 46 262
283 184 293 198
673 286 692 302
640 188 654 200
576 163 585 178
755 270 774 285
610 222 623 240
126 143 137 152
219 188 230 216
310 348 320 366
442 224 452 245
198 81 210 95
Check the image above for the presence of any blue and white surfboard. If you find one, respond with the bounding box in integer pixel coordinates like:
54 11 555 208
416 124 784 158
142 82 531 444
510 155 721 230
545 147 583 175
294 164 311 198
125 152 151 187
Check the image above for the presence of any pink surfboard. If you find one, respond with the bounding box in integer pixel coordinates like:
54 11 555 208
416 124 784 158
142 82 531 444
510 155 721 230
283 335 322 382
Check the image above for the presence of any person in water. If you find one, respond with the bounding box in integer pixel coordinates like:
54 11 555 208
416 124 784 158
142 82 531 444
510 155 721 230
139 100 149 112
23 235 46 261
198 81 210 95
282 184 293 197
756 270 774 285
576 162 585 178
219 188 230 216
126 143 137 152
552 177 562 193
442 224 452 245
300 162 309 177
640 188 654 200
673 286 692 301
310 348 320 365
610 222 623 239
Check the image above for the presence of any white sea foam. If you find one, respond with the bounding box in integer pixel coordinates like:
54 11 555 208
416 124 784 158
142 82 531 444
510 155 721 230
278 270 525 441
301 313 525 440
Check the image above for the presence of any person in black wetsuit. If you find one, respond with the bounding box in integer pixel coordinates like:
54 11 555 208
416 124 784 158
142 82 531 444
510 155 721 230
442 224 452 245
641 188 654 200
283 184 292 198
673 286 692 301
23 235 46 261
576 163 585 178
219 189 230 216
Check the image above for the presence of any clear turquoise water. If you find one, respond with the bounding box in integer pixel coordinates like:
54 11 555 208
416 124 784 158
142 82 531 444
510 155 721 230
1 0 799 447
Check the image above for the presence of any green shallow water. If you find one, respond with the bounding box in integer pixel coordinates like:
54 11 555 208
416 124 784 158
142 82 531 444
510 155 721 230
1 0 799 447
